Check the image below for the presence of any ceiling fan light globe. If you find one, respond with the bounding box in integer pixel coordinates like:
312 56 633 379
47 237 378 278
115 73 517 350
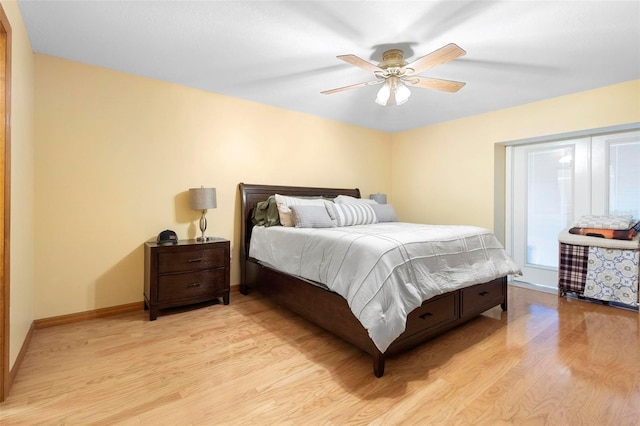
375 79 411 106
395 83 411 105
375 83 391 106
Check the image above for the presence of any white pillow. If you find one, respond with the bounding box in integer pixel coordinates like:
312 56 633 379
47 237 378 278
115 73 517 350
326 203 378 227
334 194 377 205
274 194 328 227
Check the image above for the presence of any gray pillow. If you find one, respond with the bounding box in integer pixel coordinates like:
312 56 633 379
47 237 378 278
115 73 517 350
290 205 336 228
370 204 398 222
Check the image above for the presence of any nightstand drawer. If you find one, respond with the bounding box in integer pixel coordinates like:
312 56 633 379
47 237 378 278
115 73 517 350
158 248 226 273
158 269 226 302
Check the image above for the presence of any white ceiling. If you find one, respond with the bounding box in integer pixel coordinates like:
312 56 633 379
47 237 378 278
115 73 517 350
17 0 640 133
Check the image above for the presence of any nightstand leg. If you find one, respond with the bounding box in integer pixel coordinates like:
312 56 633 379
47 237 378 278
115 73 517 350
223 293 230 305
149 307 158 321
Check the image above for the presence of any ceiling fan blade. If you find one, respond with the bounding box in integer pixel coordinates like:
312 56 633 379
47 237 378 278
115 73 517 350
321 79 383 95
405 76 466 92
401 43 466 75
337 54 383 73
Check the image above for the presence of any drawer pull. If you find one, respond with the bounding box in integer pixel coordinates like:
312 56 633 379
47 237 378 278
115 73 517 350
187 258 203 263
419 312 433 320
479 291 489 296
187 282 201 288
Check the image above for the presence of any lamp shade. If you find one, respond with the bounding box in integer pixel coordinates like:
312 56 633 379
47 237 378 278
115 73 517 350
370 193 387 204
189 187 217 210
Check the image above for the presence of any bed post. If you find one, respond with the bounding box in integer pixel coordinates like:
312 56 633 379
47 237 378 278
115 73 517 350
500 276 508 311
239 183 250 295
373 351 385 378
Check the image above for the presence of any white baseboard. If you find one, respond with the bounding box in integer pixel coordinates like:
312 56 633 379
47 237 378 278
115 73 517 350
508 278 558 295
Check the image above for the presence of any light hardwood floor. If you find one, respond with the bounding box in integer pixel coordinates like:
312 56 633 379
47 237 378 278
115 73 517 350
1 285 638 425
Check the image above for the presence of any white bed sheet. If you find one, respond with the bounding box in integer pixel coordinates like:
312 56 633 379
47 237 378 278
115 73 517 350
249 222 521 352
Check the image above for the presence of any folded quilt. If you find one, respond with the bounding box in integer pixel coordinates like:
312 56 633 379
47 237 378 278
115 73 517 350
573 215 635 230
559 228 640 250
569 226 638 241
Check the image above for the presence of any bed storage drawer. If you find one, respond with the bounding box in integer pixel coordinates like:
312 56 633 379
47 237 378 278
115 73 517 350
461 280 504 317
403 293 458 337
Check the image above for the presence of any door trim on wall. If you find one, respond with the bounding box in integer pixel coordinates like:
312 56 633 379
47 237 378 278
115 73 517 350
0 3 11 402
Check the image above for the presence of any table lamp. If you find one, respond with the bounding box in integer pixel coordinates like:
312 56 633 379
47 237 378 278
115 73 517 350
189 187 217 241
370 193 387 204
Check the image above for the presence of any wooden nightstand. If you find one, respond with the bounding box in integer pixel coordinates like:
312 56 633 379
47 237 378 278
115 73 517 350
144 238 230 320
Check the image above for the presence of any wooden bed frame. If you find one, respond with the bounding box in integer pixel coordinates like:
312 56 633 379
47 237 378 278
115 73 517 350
239 183 508 377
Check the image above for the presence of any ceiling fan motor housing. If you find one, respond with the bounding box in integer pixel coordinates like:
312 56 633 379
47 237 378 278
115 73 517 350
379 49 408 74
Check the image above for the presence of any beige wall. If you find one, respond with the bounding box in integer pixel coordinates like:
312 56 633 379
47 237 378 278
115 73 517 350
2 1 36 368
30 51 640 323
391 80 640 233
34 54 392 319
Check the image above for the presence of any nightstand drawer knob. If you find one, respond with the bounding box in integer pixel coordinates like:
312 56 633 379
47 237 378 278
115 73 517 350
187 258 203 263
187 282 201 288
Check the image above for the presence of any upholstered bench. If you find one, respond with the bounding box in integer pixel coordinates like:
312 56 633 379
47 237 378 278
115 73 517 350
558 229 640 309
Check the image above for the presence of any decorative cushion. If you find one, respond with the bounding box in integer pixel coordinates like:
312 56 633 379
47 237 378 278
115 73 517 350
370 204 398 222
334 194 377 205
275 194 328 227
327 203 378 227
278 204 294 227
252 195 280 227
290 205 336 228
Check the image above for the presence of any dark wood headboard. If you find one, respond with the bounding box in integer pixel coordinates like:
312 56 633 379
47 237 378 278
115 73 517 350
238 183 361 285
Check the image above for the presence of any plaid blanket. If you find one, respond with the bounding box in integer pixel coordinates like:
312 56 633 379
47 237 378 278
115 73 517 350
559 243 588 294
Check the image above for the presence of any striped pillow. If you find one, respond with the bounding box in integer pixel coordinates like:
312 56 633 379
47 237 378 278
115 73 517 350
327 203 378 227
334 194 378 205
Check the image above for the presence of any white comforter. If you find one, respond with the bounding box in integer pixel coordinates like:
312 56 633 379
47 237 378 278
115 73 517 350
249 222 521 352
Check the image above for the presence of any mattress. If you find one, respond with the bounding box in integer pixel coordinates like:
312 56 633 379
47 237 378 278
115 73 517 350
249 222 521 352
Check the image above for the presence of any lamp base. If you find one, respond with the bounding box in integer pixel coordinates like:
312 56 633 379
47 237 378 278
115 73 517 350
197 211 211 242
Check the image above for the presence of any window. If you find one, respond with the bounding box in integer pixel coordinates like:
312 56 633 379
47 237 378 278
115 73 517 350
507 128 639 288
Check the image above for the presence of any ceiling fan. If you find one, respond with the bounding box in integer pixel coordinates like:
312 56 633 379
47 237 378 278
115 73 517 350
321 43 466 106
